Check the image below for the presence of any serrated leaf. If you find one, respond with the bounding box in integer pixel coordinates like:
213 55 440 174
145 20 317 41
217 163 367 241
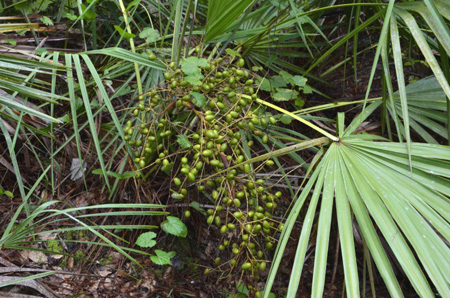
151 249 175 265
139 27 160 43
303 85 313 94
136 232 157 248
279 70 293 82
184 73 204 86
114 25 136 39
190 91 206 108
290 75 308 87
271 75 288 88
273 88 295 101
181 57 208 75
260 78 272 91
161 216 187 237
225 48 241 57
177 134 192 149
40 16 54 26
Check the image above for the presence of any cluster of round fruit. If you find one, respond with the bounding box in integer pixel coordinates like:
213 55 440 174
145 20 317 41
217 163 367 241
125 54 283 287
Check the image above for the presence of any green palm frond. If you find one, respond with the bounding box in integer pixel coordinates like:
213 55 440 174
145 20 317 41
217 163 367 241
377 1 450 145
265 135 450 297
387 76 448 143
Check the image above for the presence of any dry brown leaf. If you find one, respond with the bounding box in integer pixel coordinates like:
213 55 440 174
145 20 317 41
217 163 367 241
96 267 112 277
19 250 48 264
38 232 58 241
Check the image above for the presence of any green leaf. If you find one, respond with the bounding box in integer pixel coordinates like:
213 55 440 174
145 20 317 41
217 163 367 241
225 48 241 57
40 16 53 26
66 13 77 21
139 27 160 43
184 73 204 86
273 88 295 101
279 70 293 82
161 162 173 175
181 57 208 75
236 282 249 295
177 135 192 149
189 202 207 216
260 78 272 92
190 92 206 108
136 232 157 248
5 39 16 46
181 57 208 85
126 0 141 11
161 216 187 238
280 114 293 125
80 4 97 19
4 191 13 198
295 97 305 108
115 86 131 97
291 75 308 87
57 114 70 123
35 48 47 55
150 250 175 265
303 85 313 94
271 75 288 88
114 25 136 39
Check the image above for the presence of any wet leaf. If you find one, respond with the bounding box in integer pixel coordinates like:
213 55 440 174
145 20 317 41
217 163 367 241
136 232 157 248
190 91 206 108
273 88 295 101
151 250 176 265
177 135 192 149
161 216 187 237
139 27 160 43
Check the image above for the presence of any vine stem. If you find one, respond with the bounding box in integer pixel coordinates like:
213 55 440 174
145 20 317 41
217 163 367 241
255 97 340 142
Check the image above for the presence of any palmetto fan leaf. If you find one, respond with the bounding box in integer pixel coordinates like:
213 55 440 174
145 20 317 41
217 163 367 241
387 76 448 143
265 135 450 298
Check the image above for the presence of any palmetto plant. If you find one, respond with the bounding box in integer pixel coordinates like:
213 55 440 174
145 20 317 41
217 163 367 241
260 0 450 297
263 103 450 297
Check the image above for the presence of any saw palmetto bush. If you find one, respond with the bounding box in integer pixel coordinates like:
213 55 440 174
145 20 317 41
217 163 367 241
1 0 450 297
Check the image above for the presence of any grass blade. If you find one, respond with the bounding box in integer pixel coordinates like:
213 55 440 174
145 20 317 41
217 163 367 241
390 14 412 167
72 54 111 190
